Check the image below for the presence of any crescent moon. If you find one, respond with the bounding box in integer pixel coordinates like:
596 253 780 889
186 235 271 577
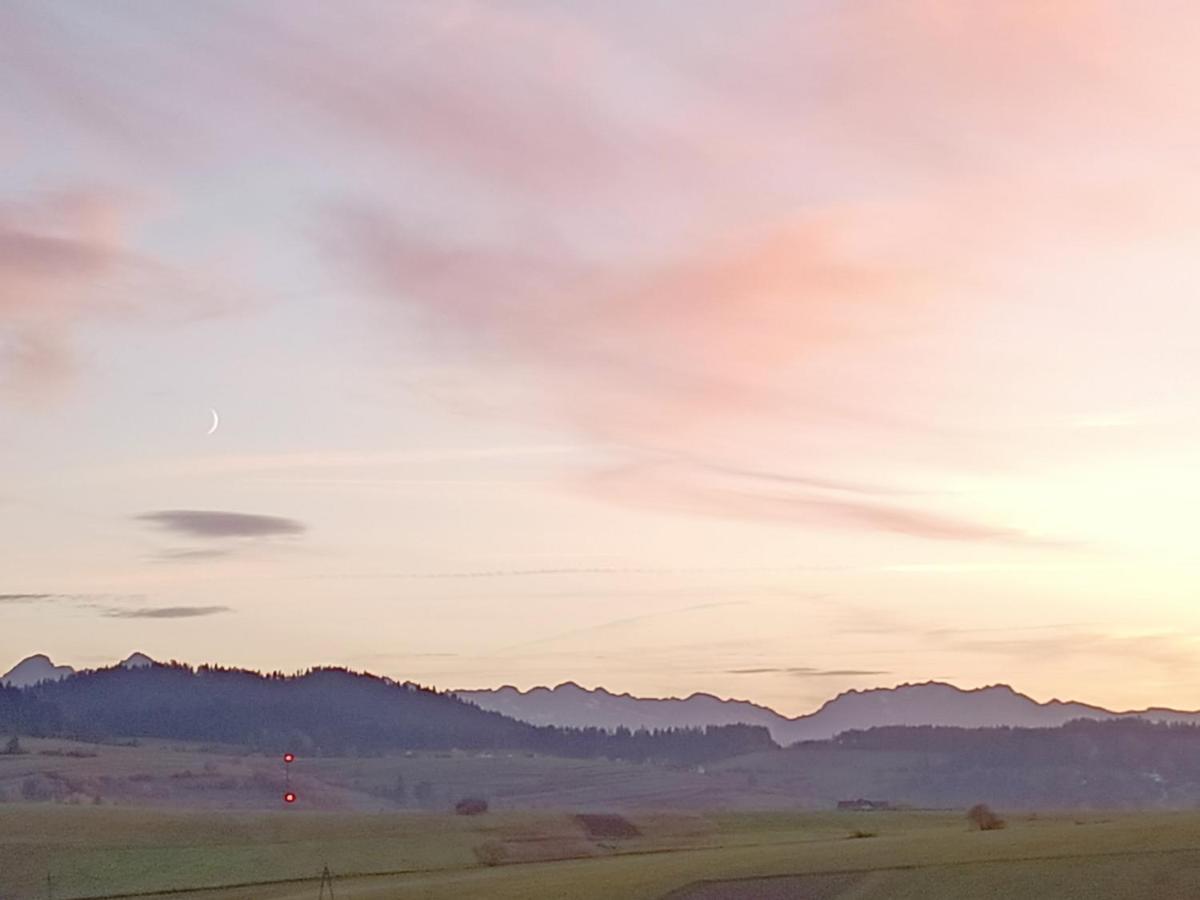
206 408 220 435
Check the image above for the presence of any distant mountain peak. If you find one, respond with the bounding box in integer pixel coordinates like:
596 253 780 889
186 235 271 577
552 680 589 693
120 652 156 669
1 653 76 687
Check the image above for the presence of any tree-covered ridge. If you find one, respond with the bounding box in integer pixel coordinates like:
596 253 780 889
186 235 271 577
0 662 775 764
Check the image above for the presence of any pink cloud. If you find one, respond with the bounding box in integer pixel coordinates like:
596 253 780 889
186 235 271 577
0 190 231 397
327 204 1074 544
0 191 126 392
329 204 945 438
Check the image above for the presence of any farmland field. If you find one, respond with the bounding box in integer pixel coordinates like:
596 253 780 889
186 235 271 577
5 738 1200 899
4 802 1200 899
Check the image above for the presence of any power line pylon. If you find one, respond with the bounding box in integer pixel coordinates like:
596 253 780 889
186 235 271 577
318 864 336 899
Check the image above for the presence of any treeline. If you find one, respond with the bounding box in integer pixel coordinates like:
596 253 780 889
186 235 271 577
821 719 1200 808
832 718 1200 772
0 663 774 764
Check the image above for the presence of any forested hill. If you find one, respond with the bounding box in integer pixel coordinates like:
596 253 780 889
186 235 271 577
0 663 775 763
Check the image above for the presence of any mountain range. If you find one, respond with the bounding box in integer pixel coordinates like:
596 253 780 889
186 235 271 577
8 653 1200 744
8 654 1200 812
455 680 1200 744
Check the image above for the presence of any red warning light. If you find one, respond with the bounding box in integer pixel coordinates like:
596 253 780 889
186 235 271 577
284 792 296 803
283 753 295 764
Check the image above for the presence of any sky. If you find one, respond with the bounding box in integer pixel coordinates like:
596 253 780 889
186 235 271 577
4 1 1200 716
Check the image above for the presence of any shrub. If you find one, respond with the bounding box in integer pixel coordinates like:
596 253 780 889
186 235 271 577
967 803 1006 831
847 829 877 839
473 840 507 867
455 797 489 815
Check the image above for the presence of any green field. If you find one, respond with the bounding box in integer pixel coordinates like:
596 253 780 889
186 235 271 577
4 804 1200 899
